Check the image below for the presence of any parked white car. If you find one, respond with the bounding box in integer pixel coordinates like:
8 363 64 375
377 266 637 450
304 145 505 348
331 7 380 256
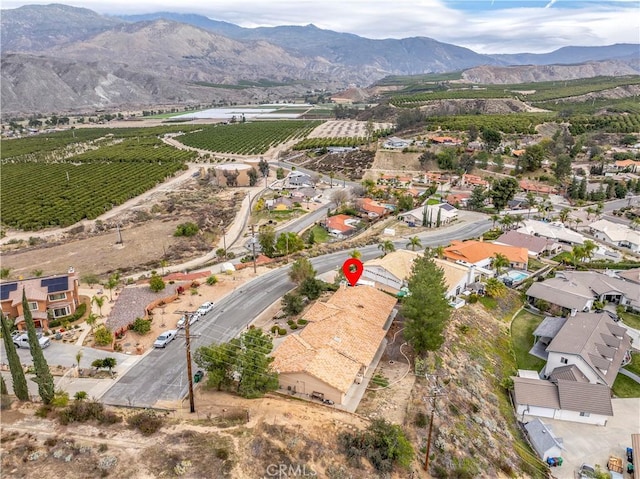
154 330 178 348
176 313 199 329
197 301 214 315
12 332 51 349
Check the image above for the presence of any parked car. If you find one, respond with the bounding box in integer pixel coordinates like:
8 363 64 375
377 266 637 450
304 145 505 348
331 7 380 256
154 330 178 348
578 464 596 479
12 332 50 349
177 313 199 329
197 301 214 315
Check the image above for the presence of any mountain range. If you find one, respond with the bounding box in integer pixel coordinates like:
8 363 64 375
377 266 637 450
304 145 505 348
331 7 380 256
1 3 639 116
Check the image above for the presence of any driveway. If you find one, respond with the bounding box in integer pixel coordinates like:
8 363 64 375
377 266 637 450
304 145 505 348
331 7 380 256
523 398 640 478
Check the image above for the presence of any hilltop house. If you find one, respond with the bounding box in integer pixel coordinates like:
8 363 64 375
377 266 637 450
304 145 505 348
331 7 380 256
383 137 412 149
399 203 458 227
512 312 630 426
356 198 390 219
0 270 80 330
271 285 397 406
517 220 585 246
495 230 561 257
323 214 360 238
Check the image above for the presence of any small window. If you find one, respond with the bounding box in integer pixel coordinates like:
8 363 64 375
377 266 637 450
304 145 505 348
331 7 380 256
579 412 590 417
28 301 38 311
560 357 568 364
48 293 66 301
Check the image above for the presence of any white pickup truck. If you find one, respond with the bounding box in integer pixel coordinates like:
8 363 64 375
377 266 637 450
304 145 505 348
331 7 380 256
12 332 51 349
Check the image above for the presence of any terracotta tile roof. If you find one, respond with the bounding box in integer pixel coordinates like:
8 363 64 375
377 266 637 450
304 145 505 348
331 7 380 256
358 198 387 216
272 286 397 394
445 193 470 204
430 136 462 144
518 180 557 194
614 159 640 168
324 214 358 233
444 240 529 265
461 174 488 186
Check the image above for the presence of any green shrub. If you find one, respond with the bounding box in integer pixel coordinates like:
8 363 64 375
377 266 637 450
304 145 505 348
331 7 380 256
50 302 87 327
297 319 308 325
149 274 165 292
414 411 428 428
57 400 122 426
131 318 152 335
51 390 70 408
278 328 287 336
35 406 51 418
468 293 478 304
206 275 218 285
290 323 298 330
93 326 113 346
270 325 278 334
127 410 164 436
174 222 199 237
74 391 88 401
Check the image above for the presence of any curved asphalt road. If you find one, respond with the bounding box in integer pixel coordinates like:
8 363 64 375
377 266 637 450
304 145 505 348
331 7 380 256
100 218 491 407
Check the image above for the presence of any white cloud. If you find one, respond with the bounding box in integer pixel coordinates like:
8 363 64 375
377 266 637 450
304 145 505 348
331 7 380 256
2 0 638 53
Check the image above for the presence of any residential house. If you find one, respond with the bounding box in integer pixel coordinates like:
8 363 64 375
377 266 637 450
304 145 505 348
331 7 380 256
589 219 640 253
267 197 294 211
495 230 561 257
0 270 81 330
518 180 557 195
443 240 529 271
323 214 360 238
460 174 489 189
362 250 477 299
561 271 640 311
525 277 594 316
399 203 458 227
429 136 462 145
356 198 389 219
290 187 317 202
406 188 423 198
445 193 470 208
518 219 585 245
524 419 564 460
383 137 412 149
271 285 397 406
542 312 631 387
512 376 613 426
616 267 640 285
612 159 640 172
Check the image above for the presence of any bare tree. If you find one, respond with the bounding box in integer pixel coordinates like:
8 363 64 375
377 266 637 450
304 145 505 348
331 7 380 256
331 189 351 209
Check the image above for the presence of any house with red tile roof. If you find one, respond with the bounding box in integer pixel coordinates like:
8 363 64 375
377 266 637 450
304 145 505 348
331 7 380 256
519 180 557 195
430 136 463 145
323 214 360 238
443 240 528 270
613 159 640 172
460 174 489 188
445 193 470 207
356 198 389 218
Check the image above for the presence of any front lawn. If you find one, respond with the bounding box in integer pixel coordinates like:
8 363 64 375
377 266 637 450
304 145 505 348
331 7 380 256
624 351 640 377
511 310 546 372
612 373 640 398
527 258 546 272
620 310 640 330
307 225 330 244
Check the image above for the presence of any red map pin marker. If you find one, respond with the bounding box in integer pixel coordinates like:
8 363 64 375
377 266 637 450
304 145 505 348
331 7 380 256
342 258 364 287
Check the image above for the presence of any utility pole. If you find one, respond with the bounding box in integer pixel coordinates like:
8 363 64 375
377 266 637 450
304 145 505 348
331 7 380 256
423 374 447 472
220 220 227 260
251 224 257 274
185 313 195 413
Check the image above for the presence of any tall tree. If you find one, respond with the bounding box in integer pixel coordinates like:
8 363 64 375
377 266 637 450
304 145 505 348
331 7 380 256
21 290 54 404
492 253 510 276
258 226 277 258
289 258 316 285
402 255 451 354
258 158 270 178
235 328 279 398
0 313 29 401
91 294 106 316
482 128 502 152
194 342 236 391
468 186 486 211
378 240 395 257
490 177 519 211
276 232 304 256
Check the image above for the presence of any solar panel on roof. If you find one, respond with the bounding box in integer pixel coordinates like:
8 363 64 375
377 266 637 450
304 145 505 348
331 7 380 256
41 276 69 293
0 283 18 301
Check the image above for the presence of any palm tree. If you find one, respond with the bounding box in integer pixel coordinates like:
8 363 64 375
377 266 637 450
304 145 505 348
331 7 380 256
490 214 500 229
525 192 537 219
499 214 513 231
350 249 362 259
433 245 445 259
570 245 586 267
583 239 597 262
92 295 107 316
362 179 375 195
558 207 571 225
585 207 595 220
85 313 98 333
329 171 335 188
75 350 83 376
160 259 168 276
104 274 120 302
407 236 422 251
512 214 525 229
492 253 510 276
378 240 395 257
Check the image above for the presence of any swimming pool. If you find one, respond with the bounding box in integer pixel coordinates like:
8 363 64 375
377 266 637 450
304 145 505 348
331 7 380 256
507 270 530 282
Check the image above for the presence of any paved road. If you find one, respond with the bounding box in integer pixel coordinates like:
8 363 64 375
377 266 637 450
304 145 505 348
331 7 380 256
99 217 492 407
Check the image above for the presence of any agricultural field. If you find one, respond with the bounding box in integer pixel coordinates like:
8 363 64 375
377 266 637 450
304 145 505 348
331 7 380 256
0 127 198 231
306 120 393 138
567 112 640 134
292 137 368 149
177 120 322 155
387 75 640 108
425 113 557 134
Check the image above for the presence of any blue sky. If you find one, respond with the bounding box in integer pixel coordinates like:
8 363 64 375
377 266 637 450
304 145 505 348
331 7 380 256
3 0 639 53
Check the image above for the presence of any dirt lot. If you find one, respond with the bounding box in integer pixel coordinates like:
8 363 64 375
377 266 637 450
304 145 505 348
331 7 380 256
307 119 392 138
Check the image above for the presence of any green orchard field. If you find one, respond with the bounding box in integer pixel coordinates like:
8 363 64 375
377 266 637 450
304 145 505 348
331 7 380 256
178 120 322 154
1 126 199 231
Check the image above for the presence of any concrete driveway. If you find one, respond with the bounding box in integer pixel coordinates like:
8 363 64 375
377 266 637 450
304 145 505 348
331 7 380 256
523 398 640 478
